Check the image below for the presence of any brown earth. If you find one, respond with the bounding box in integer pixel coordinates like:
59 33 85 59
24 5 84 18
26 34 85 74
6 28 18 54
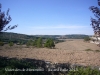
0 39 100 66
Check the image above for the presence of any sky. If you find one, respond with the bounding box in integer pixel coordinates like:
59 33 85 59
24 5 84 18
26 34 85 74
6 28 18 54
0 0 99 35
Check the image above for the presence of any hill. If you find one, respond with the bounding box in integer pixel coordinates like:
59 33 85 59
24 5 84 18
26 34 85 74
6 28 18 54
0 32 89 43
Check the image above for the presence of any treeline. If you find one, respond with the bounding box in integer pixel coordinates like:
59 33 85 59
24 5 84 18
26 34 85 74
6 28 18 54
26 37 55 48
0 37 55 49
0 32 36 43
0 32 65 47
0 32 89 42
65 34 89 39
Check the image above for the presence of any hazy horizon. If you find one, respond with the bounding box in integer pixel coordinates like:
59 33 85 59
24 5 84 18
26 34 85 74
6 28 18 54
1 0 97 35
2 32 92 36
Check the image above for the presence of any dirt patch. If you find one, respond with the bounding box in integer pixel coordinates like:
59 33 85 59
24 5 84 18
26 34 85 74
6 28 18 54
0 39 100 66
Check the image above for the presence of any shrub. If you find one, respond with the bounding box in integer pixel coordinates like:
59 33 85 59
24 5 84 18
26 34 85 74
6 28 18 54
36 37 43 48
9 42 14 47
26 41 30 47
84 37 91 42
95 50 100 52
0 41 4 46
85 49 93 51
44 38 55 48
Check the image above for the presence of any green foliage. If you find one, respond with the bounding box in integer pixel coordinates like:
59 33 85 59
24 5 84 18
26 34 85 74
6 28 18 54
9 42 14 47
95 50 100 52
32 39 37 47
0 41 4 46
0 57 39 75
18 40 24 45
85 49 93 51
84 37 91 42
36 37 43 48
0 56 100 75
26 40 31 47
44 38 55 48
55 40 65 44
68 67 100 75
85 49 100 52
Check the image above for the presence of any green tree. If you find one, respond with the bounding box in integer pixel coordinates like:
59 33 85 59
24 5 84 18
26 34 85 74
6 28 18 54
44 38 55 48
26 41 31 47
9 42 14 47
26 40 32 47
84 37 91 42
32 39 37 47
44 39 50 48
36 37 43 48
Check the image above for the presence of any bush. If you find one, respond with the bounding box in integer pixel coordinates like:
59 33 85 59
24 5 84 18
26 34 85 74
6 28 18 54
9 42 14 47
68 67 100 75
85 49 93 51
44 38 55 48
26 41 30 47
36 37 43 48
32 39 37 47
95 50 100 52
0 41 4 46
84 37 91 42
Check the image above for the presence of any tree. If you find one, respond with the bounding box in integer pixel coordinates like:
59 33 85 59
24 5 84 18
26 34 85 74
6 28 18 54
36 37 43 48
84 37 91 42
26 40 32 47
44 39 50 48
44 38 55 48
0 3 17 32
89 0 100 37
49 39 55 48
32 39 37 47
89 0 100 46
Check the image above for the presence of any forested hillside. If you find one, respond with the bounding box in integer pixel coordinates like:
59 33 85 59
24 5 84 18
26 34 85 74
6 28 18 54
0 32 89 43
0 32 36 43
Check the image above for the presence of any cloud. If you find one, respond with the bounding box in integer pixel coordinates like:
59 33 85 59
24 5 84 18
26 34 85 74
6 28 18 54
29 25 88 29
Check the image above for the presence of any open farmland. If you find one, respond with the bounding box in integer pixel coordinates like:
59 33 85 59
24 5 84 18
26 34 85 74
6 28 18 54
0 39 100 66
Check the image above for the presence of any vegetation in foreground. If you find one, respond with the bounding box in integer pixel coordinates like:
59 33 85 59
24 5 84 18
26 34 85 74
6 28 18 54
0 56 100 75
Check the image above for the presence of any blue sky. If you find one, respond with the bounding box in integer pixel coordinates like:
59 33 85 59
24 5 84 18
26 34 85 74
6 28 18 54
0 0 98 35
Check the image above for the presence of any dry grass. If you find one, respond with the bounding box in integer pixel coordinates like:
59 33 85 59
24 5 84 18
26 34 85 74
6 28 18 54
0 39 100 66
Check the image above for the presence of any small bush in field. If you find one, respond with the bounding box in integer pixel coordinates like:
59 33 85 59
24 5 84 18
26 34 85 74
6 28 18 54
44 38 55 48
84 37 91 42
0 41 4 46
95 50 100 52
9 42 14 47
85 49 93 51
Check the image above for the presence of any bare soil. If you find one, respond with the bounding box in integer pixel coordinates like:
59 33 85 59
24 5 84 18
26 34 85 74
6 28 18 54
0 39 100 66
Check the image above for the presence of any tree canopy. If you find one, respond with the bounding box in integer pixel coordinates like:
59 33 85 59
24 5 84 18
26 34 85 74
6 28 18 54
89 0 100 37
0 3 17 32
44 38 55 48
